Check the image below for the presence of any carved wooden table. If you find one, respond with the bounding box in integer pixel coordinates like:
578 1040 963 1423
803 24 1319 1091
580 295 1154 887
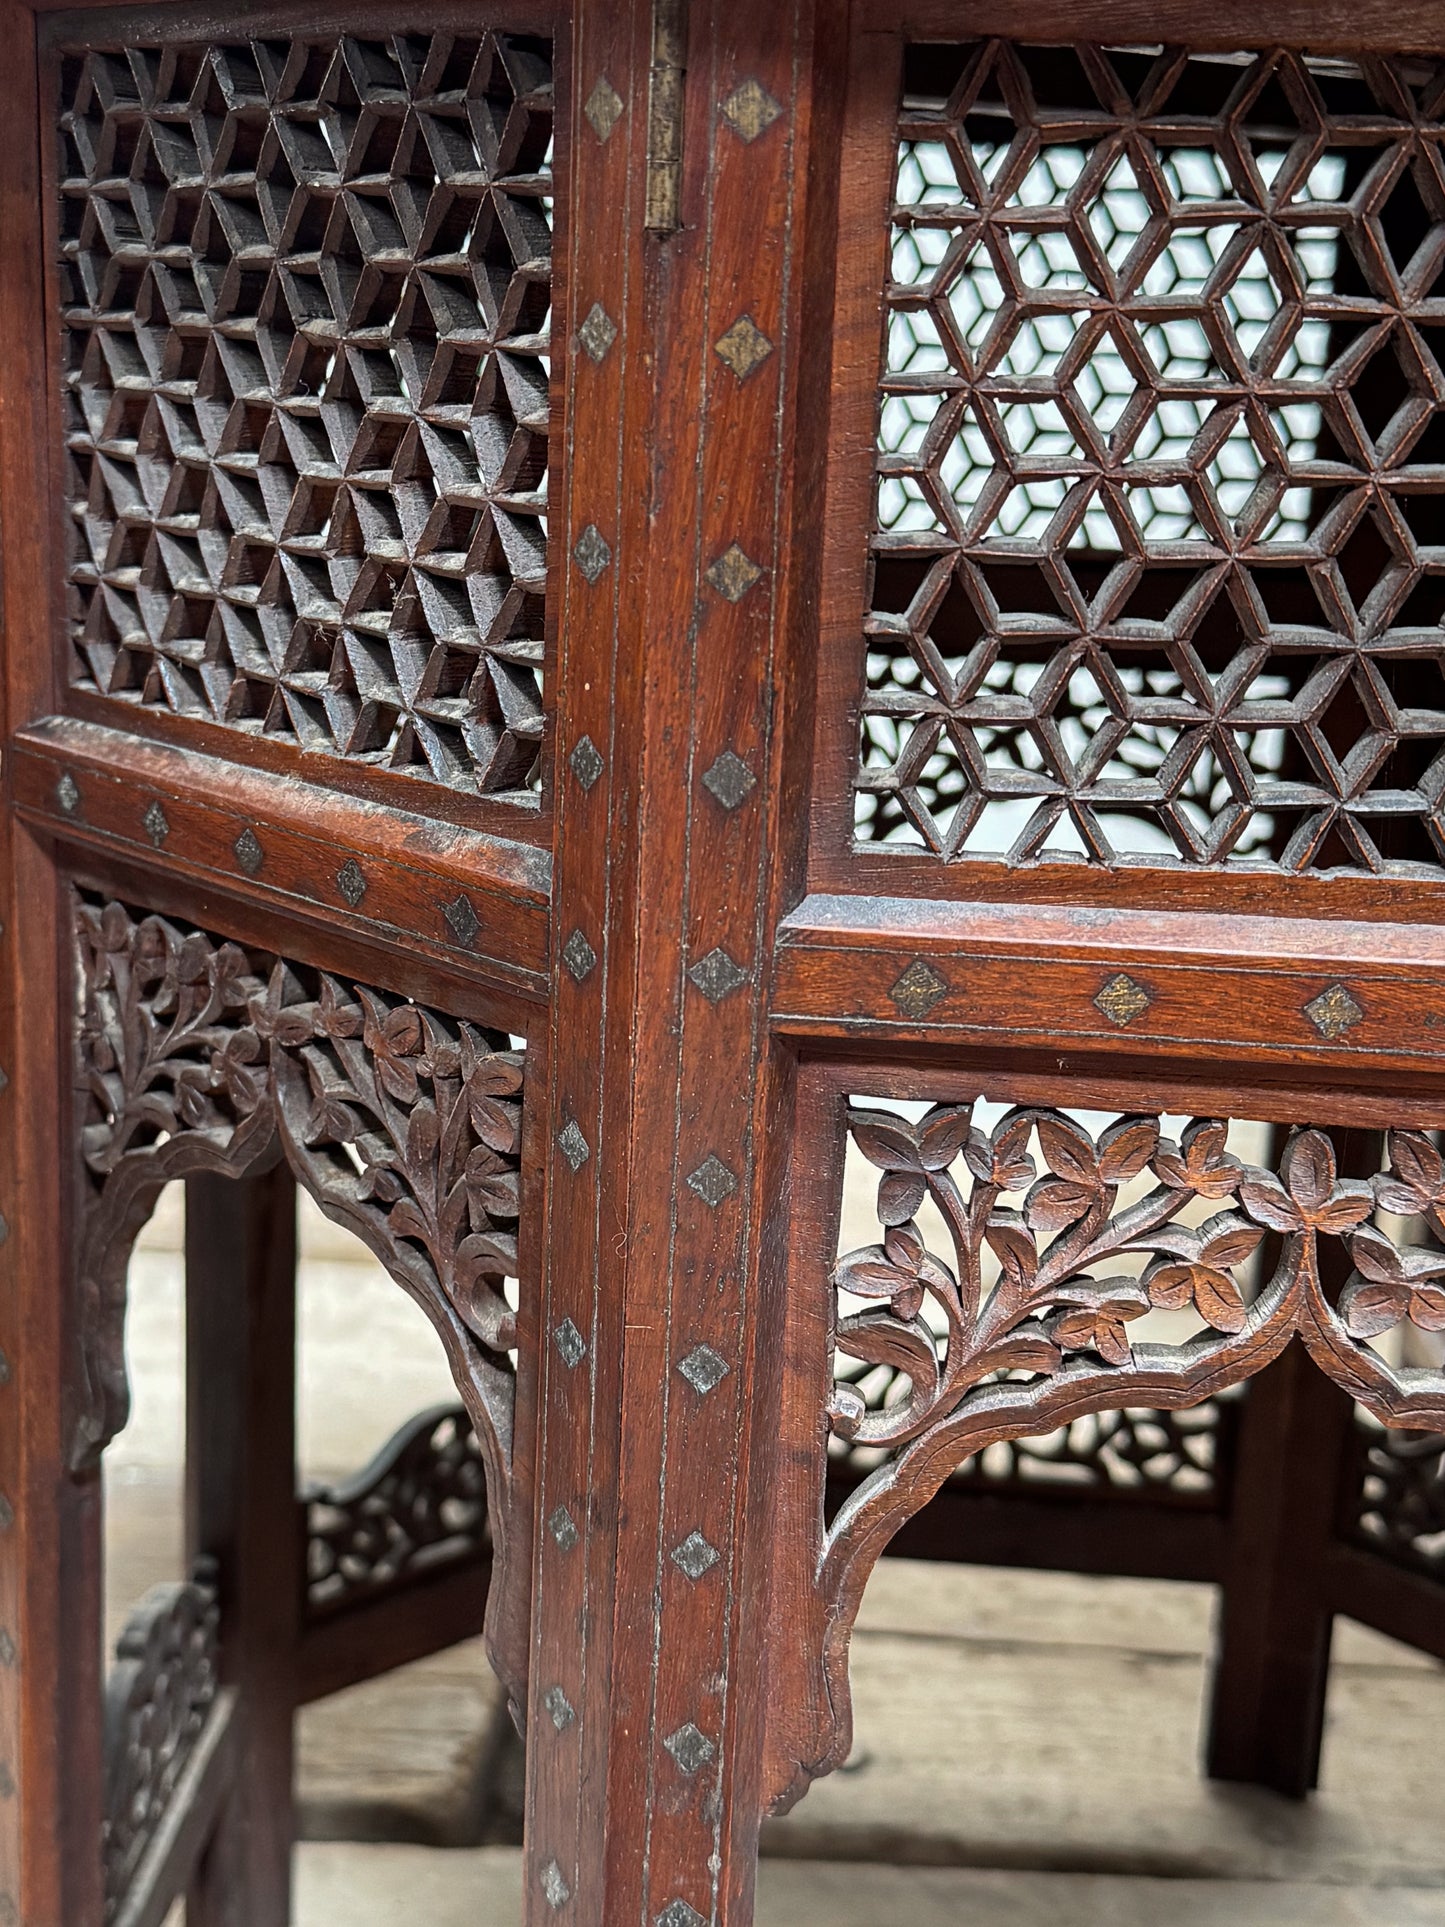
5 0 1445 1921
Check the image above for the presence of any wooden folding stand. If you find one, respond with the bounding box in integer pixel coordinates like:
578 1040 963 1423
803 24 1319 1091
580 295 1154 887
3 1 1445 1923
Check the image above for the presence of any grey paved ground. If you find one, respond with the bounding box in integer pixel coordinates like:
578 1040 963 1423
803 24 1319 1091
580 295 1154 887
119 1189 1445 1924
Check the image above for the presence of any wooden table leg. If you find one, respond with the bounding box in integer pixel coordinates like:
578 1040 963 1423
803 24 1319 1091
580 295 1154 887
184 1168 299 1926
1204 1129 1376 1798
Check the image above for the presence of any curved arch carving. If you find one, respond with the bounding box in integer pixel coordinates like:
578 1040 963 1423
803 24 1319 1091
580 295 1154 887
72 892 525 1646
777 1098 1445 1808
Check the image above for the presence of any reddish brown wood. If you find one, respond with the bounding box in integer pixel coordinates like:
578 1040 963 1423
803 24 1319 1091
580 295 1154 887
183 1169 298 1924
11 0 1445 1919
1205 1343 1356 1797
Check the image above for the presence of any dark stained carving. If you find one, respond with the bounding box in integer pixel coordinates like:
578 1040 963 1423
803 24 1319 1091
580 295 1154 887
1353 1414 1445 1579
73 894 524 1574
58 31 553 799
860 44 1445 873
829 1368 1226 1499
305 1403 489 1618
798 1099 1445 1786
102 1563 220 1922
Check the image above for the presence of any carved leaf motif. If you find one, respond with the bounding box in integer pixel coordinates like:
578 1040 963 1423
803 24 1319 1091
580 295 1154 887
829 1099 1445 1509
74 897 526 1517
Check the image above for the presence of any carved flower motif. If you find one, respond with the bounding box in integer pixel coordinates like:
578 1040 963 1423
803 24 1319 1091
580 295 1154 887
1023 1114 1158 1233
360 995 429 1104
849 1104 972 1225
1374 1129 1445 1233
1142 1213 1264 1334
1238 1130 1374 1235
833 1218 954 1323
1153 1119 1243 1199
1047 1280 1151 1367
1341 1225 1445 1337
963 1112 1036 1192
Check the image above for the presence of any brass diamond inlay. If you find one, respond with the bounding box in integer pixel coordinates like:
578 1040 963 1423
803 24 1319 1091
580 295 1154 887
714 313 774 381
1093 973 1152 1028
577 302 618 364
1304 982 1364 1041
721 77 783 143
585 75 625 143
889 959 948 1020
706 544 763 603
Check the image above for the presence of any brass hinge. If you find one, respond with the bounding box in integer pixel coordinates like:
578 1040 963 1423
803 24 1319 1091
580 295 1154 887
645 0 687 233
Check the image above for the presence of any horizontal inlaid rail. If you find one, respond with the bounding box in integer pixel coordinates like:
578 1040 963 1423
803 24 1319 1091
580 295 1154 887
773 891 1445 1079
13 716 551 998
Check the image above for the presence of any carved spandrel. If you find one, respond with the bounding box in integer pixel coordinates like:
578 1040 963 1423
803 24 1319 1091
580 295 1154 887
72 893 524 1572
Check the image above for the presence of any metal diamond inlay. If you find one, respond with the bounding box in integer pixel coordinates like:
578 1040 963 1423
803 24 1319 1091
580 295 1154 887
656 1903 706 1927
56 772 81 814
687 1154 738 1209
143 800 169 847
889 959 948 1020
563 930 598 983
0 1497 11 1534
0 1632 14 1670
585 74 625 142
701 749 756 810
337 859 367 909
706 543 763 603
570 736 605 790
663 1722 716 1776
549 1506 580 1552
554 1318 587 1369
721 77 783 142
1094 973 1152 1028
1305 982 1365 1041
233 827 264 875
0 1763 12 1801
574 524 612 584
558 1120 591 1171
444 895 481 948
671 1530 720 1580
688 947 749 1003
715 313 775 381
678 1344 729 1394
577 302 619 363
542 1859 571 1910
0 1351 9 1386
544 1685 576 1732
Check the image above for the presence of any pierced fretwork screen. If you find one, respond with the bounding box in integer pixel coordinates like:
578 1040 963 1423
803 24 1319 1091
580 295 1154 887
860 43 1445 871
58 29 553 800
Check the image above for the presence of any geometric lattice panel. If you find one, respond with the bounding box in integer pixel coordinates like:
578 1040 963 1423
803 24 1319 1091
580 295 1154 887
859 43 1445 871
59 31 551 800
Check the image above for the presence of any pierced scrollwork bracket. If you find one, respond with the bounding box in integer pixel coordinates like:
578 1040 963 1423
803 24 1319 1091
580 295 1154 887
773 1096 1445 1809
103 1561 221 1921
71 895 525 1594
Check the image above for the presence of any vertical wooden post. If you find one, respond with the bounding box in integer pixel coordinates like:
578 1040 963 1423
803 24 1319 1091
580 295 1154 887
525 1 841 1919
184 1168 299 1926
0 0 107 1913
1205 1345 1357 1796
1205 1131 1373 1798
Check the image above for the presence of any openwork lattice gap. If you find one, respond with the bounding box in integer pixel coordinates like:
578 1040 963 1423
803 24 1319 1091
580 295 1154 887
59 30 552 801
859 42 1445 873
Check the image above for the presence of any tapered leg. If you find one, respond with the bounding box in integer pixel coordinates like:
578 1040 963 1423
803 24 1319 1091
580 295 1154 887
184 1168 299 1925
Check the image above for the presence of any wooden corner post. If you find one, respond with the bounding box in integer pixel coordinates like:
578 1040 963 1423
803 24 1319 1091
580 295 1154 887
526 0 842 1919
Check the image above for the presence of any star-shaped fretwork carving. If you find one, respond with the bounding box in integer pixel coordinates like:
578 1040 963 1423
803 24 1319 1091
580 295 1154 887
860 42 1445 877
59 31 554 801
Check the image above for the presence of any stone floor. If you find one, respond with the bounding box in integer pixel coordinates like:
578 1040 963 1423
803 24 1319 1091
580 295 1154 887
117 1189 1445 1925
